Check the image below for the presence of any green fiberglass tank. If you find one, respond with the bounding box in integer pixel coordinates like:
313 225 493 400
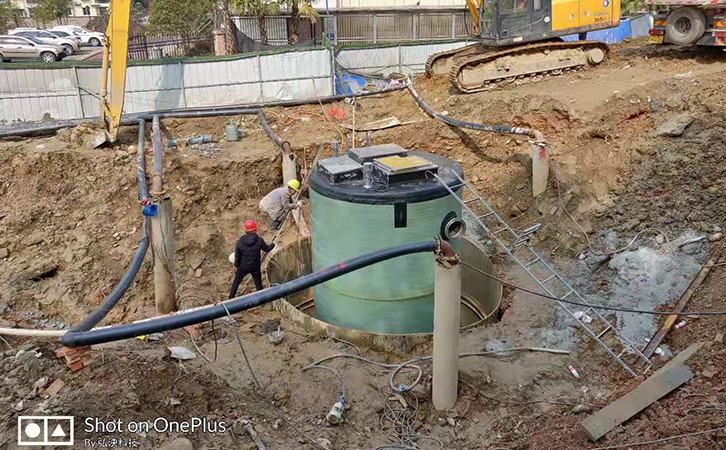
308 144 464 334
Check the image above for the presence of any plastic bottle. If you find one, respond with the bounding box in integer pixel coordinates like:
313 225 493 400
226 119 240 142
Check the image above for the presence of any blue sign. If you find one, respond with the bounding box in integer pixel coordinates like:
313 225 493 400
603 0 610 6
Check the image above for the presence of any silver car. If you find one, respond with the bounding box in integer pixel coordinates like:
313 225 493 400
0 35 66 63
11 30 80 55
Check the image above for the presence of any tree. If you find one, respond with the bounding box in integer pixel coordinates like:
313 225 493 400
280 0 318 45
148 0 214 35
31 0 72 28
232 0 279 44
130 0 147 23
0 0 14 35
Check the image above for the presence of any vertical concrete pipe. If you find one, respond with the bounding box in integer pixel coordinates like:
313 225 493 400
432 249 462 411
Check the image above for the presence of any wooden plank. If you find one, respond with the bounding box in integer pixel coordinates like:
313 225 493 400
343 116 401 131
581 342 704 441
641 250 720 361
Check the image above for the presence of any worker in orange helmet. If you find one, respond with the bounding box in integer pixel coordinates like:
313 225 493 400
228 220 275 298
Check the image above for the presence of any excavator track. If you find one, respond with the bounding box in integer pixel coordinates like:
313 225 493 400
424 43 486 78
448 40 610 94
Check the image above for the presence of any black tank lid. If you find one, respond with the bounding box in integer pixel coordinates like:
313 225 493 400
308 150 464 205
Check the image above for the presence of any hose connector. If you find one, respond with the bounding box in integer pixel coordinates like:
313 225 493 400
326 400 345 425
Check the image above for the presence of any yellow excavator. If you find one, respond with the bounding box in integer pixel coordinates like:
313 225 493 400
427 0 621 93
97 0 132 146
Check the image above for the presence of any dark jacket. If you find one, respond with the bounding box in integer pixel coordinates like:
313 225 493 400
234 232 275 272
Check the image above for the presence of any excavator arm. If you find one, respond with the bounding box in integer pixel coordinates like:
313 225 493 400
466 0 482 35
97 0 132 146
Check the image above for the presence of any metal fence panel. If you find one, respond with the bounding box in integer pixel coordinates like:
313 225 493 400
418 14 454 38
0 40 472 123
0 68 81 122
234 17 289 45
400 41 469 72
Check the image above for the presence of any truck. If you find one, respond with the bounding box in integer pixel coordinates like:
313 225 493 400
646 0 726 47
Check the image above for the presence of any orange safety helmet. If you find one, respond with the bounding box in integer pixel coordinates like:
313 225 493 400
244 220 257 232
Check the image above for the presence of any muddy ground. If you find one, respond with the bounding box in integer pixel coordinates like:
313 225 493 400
1 38 726 449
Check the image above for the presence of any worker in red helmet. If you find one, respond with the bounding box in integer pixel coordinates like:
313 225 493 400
228 220 275 298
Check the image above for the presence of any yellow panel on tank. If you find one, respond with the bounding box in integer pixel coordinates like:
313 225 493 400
552 0 580 31
580 0 615 27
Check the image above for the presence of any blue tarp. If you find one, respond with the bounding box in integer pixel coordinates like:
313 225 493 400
335 74 368 95
562 18 632 44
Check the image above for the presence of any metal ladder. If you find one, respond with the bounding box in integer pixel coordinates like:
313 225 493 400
434 170 650 377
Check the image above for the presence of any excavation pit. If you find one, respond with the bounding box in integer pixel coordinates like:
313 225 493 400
266 236 502 356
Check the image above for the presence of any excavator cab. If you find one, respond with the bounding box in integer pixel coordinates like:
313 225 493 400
475 0 619 45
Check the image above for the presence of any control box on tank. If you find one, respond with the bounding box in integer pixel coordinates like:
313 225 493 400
308 144 466 334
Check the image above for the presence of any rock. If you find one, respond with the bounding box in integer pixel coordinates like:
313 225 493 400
437 418 447 426
158 438 193 450
701 370 718 379
24 233 45 246
166 347 196 361
315 438 332 449
273 419 281 430
571 404 591 414
0 248 8 259
56 127 72 142
32 377 49 394
655 234 665 245
716 333 724 344
656 114 694 137
44 379 65 396
194 268 202 278
446 418 456 427
127 145 137 155
708 232 723 242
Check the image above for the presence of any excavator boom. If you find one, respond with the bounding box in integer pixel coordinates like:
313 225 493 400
97 0 132 146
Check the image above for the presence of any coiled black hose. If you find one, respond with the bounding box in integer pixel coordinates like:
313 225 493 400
61 239 440 347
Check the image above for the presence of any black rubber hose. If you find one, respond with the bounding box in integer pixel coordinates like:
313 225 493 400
137 119 149 200
152 115 162 181
71 221 150 332
406 82 545 141
71 121 151 332
0 85 408 139
61 239 440 347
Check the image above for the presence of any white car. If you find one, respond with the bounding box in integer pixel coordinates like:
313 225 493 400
47 30 83 46
50 26 105 47
9 29 80 55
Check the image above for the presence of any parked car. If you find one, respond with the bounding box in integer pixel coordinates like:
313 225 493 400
49 26 105 47
9 30 80 55
47 30 83 47
0 35 66 63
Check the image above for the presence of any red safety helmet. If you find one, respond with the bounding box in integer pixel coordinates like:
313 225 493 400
244 220 257 232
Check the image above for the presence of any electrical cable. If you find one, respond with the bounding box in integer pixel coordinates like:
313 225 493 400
588 425 726 450
460 260 726 316
302 364 347 402
307 347 570 395
219 302 329 450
